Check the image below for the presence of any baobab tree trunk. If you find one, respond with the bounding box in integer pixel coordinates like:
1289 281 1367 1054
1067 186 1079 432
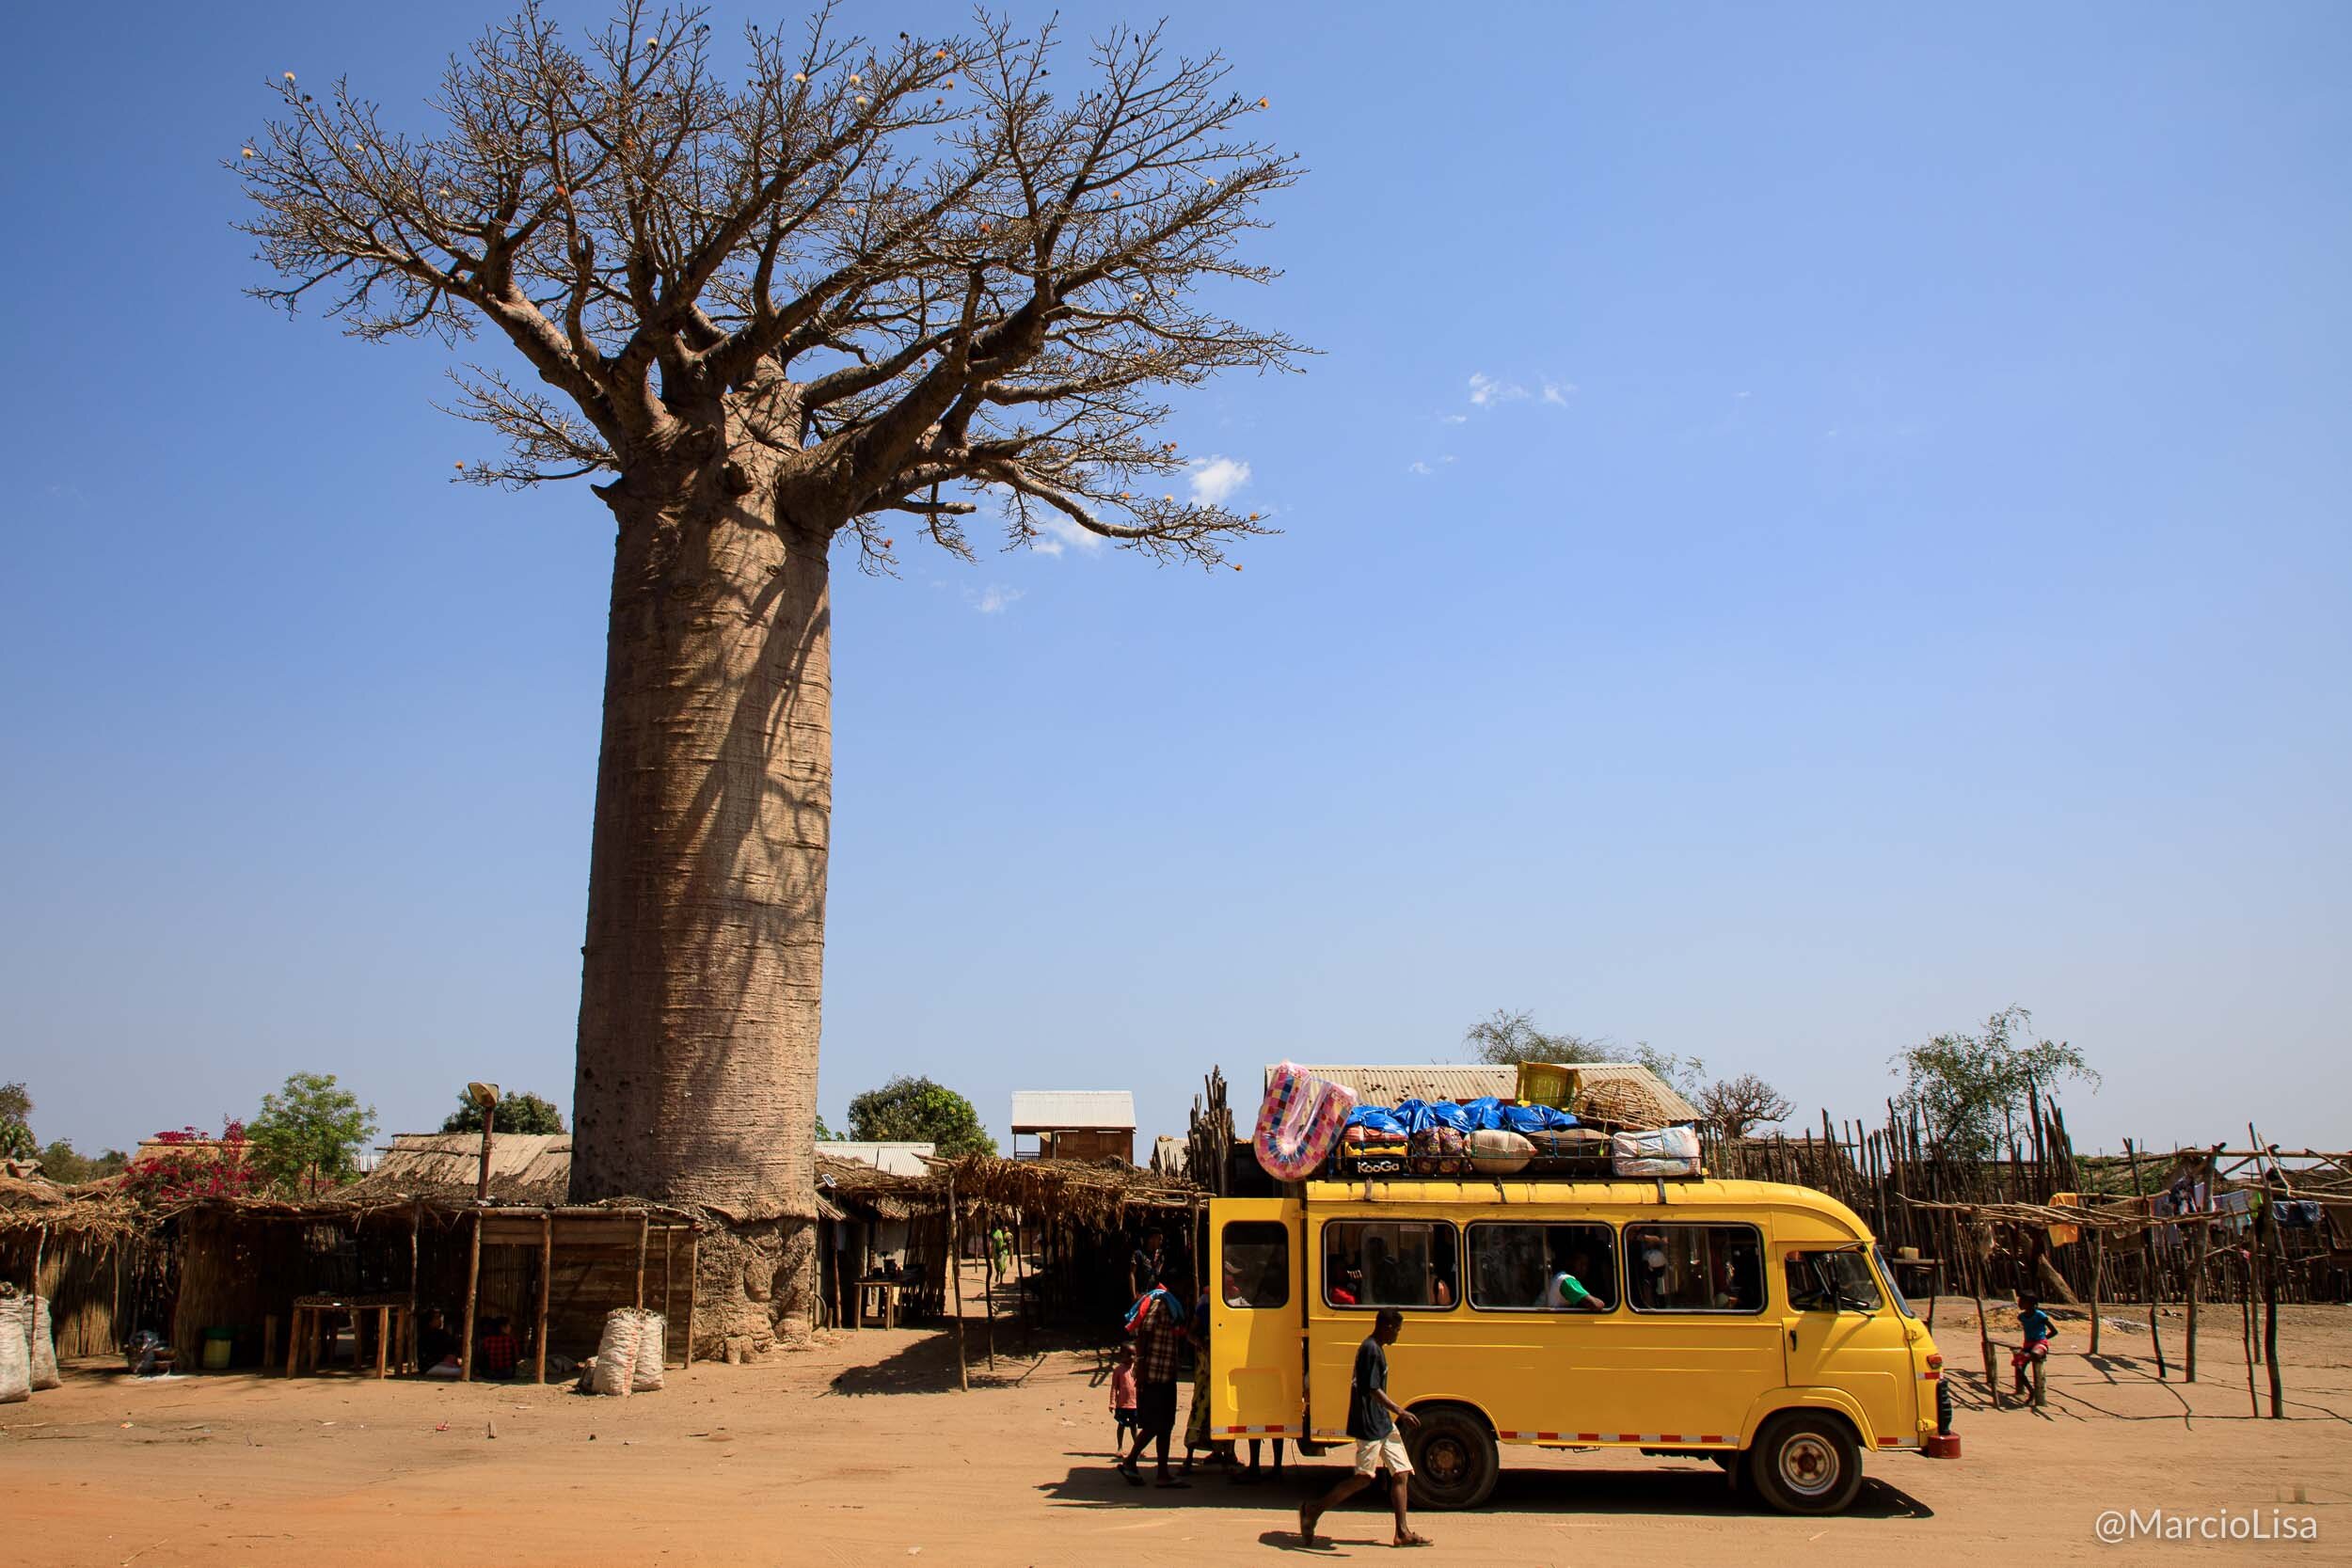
568 472 831 1354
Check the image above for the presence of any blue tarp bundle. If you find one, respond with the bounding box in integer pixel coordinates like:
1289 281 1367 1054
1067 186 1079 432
1344 1098 1577 1135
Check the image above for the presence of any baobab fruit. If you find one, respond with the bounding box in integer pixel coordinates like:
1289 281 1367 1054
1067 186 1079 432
882 538 894 548
283 71 295 82
849 73 861 85
1259 97 1269 108
935 48 947 58
856 96 869 106
793 72 806 83
241 146 256 158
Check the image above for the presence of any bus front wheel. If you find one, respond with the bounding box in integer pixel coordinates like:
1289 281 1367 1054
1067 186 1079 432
1748 1413 1863 1515
1404 1405 1498 1511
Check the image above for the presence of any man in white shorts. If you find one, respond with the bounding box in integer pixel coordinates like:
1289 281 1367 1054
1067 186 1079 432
1299 1308 1433 1548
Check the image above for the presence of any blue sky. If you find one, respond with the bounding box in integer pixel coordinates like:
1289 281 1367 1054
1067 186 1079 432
3 2 2345 1161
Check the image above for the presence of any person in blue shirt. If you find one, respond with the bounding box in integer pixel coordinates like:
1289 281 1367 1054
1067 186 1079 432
2011 1292 2058 1399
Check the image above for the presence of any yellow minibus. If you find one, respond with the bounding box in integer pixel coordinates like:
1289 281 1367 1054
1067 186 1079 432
1206 1177 1946 1513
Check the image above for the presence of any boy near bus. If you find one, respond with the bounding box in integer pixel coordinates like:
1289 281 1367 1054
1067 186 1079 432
2011 1292 2057 1397
1300 1309 1432 1549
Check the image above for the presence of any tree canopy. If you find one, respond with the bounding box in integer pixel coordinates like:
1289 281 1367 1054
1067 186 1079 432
845 1075 993 1157
440 1088 567 1134
1464 1009 1708 1098
1694 1072 1796 1140
234 2 1303 566
246 1072 380 1192
0 1081 32 1161
1891 1006 2097 1163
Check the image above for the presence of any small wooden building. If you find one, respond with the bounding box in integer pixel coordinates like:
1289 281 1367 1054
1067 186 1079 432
1009 1090 1136 1164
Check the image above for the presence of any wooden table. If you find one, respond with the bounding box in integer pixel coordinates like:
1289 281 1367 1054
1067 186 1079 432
856 1279 903 1331
285 1295 412 1378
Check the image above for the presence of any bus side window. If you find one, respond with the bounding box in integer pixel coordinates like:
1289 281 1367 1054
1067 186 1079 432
1222 1222 1290 1309
1626 1224 1766 1313
1467 1222 1617 1311
1323 1220 1459 1309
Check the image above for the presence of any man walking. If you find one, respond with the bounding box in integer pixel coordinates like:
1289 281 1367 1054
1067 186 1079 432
1300 1308 1432 1548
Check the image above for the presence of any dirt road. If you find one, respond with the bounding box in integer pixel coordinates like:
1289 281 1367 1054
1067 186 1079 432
5 1295 2345 1567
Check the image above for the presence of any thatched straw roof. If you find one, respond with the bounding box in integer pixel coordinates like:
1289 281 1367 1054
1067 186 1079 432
0 1173 144 1239
353 1132 572 1204
942 1155 1198 1228
816 1150 941 1222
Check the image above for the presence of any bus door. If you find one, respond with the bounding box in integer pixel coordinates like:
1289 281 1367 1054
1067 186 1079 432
1780 1244 1913 1444
1209 1200 1304 1439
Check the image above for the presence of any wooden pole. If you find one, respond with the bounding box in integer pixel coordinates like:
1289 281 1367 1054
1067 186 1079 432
2249 1123 2284 1417
1968 1219 1996 1405
459 1210 483 1384
477 1114 495 1203
535 1212 552 1385
683 1230 699 1369
2088 1227 2104 1356
2241 1249 2260 1418
406 1200 422 1374
634 1214 649 1310
948 1176 969 1391
2185 1204 2206 1382
662 1227 674 1362
2124 1139 2166 1379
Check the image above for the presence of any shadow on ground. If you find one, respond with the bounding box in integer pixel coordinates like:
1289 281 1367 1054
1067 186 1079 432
1037 1455 1933 1521
825 1327 1111 1398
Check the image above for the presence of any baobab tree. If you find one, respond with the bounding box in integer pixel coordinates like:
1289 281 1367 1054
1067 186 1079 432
236 2 1302 1349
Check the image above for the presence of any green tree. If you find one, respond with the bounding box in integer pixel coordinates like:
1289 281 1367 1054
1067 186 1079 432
815 1113 839 1142
846 1076 993 1158
0 1082 34 1161
1464 1010 1707 1098
1891 1006 2097 1163
439 1089 566 1135
35 1140 131 1184
247 1072 379 1193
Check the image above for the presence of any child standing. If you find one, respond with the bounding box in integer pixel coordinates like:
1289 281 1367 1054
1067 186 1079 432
2011 1292 2057 1398
1110 1342 1139 1456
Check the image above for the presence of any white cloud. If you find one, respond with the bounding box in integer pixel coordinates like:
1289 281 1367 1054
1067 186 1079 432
1468 372 1529 407
967 584 1025 614
1440 413 1469 425
1735 390 1753 400
1541 380 1575 405
1188 454 1251 506
1029 532 1065 557
1406 460 1435 475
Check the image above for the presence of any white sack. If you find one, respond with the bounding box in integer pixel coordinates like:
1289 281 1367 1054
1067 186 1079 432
28 1295 60 1390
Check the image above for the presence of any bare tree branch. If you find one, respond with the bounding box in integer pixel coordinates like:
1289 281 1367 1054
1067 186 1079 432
237 3 1308 551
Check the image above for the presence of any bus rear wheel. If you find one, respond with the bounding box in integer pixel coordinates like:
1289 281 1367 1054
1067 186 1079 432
1405 1406 1497 1511
1748 1413 1863 1515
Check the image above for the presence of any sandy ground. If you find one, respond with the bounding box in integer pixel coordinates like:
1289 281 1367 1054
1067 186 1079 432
6 1275 2347 1568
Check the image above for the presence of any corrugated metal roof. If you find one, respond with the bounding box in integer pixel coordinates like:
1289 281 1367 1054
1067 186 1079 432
1009 1090 1136 1132
1274 1063 1701 1126
816 1141 937 1178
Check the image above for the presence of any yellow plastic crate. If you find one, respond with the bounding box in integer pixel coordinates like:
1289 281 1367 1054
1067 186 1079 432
1515 1061 1581 1109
